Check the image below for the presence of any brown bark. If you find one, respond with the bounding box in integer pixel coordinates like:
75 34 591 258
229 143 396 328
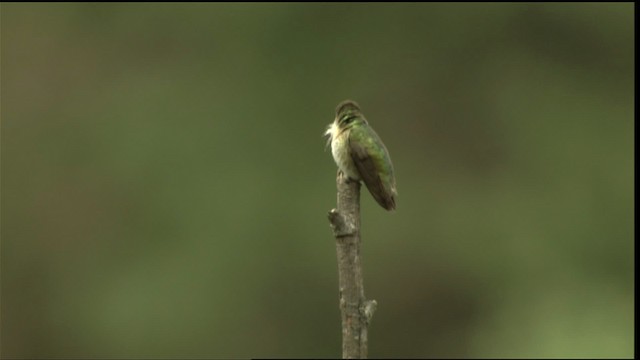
328 173 377 359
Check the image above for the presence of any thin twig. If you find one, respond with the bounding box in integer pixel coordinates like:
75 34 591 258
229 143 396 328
328 173 377 359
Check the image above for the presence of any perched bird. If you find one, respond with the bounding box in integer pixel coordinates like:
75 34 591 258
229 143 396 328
325 100 397 211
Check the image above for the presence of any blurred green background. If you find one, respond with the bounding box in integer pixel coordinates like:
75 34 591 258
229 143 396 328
1 3 634 359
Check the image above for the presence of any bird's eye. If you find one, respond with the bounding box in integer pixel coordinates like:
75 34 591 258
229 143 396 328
343 115 356 124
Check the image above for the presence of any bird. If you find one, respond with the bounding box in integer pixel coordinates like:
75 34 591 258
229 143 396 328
325 100 397 211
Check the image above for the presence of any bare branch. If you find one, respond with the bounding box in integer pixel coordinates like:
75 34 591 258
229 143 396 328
327 173 376 359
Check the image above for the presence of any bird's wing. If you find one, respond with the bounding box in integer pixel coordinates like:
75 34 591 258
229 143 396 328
349 127 396 210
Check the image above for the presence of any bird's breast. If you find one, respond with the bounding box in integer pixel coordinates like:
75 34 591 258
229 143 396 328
331 128 360 180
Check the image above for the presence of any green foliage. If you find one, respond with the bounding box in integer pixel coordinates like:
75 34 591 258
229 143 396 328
1 3 633 358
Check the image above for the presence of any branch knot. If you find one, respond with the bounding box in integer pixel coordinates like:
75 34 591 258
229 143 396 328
328 209 357 238
361 300 377 325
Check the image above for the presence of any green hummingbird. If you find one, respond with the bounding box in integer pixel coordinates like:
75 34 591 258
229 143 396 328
325 100 397 211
